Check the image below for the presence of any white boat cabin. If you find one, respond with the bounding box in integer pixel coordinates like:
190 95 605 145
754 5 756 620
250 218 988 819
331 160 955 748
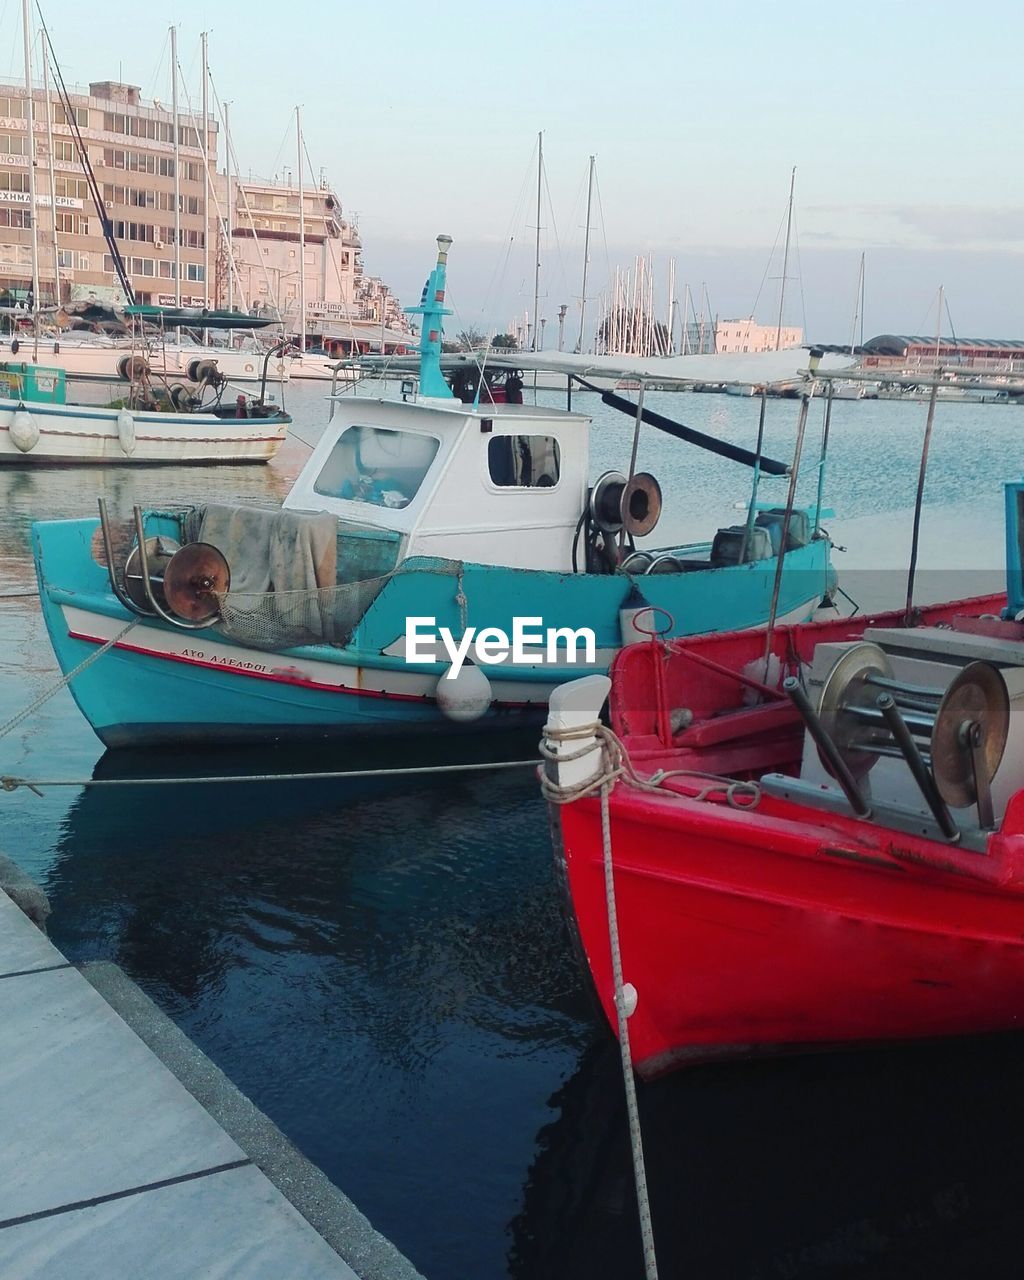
284 395 591 572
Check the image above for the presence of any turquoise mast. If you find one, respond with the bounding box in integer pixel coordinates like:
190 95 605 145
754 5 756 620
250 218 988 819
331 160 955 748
405 234 455 399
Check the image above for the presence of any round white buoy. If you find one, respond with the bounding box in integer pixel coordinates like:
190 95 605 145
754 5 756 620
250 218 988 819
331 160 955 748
116 409 136 456
619 581 652 647
435 660 492 722
9 409 39 453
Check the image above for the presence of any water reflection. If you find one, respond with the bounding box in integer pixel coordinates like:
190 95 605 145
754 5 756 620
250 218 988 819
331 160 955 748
510 1033 1024 1279
43 737 594 1278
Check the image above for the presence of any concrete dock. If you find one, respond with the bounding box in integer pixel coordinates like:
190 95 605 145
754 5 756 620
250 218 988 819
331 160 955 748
0 885 424 1280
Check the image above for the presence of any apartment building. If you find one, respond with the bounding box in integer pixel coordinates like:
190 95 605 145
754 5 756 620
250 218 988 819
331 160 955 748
0 78 216 307
715 317 803 354
224 174 410 347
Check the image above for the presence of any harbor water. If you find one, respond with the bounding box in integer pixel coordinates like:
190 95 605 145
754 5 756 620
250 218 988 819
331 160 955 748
0 381 1020 1278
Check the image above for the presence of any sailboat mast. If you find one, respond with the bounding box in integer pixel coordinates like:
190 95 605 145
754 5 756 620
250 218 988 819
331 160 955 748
225 100 233 311
576 153 594 353
849 250 865 356
666 256 675 355
296 107 306 352
532 130 542 350
21 0 40 357
774 165 795 351
170 25 181 307
935 284 943 365
41 32 59 308
201 31 209 312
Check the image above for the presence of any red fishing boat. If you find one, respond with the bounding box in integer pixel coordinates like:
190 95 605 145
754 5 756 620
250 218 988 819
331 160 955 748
543 484 1024 1076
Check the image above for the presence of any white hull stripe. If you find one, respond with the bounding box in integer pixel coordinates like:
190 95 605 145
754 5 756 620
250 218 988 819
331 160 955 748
61 606 555 707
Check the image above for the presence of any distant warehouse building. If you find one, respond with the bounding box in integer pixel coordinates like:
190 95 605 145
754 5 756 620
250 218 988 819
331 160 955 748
860 335 1024 373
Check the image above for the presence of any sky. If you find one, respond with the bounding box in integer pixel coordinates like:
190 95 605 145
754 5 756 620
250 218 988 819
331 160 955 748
6 0 1024 344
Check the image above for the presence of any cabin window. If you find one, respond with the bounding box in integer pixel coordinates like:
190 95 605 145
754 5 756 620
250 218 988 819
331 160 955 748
487 435 560 488
314 425 440 510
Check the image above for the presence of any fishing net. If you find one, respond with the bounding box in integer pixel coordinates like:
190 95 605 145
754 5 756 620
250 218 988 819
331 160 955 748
96 505 466 653
212 557 465 652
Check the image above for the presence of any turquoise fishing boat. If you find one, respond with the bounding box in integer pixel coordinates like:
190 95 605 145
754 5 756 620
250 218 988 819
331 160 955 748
33 236 844 747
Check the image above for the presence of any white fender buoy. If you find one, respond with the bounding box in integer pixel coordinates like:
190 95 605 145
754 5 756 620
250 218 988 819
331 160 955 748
10 408 39 453
436 660 492 722
619 581 652 646
116 409 136 456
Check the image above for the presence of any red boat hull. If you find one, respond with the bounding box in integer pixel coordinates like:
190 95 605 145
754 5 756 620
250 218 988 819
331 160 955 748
550 592 1024 1076
556 791 1024 1078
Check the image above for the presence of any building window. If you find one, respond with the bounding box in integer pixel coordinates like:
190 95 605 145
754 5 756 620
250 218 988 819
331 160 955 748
487 436 560 488
57 249 74 268
0 135 27 157
185 263 205 282
0 208 30 228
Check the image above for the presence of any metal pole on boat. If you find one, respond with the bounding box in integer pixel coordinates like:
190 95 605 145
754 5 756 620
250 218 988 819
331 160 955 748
532 131 542 352
813 382 834 534
666 256 675 355
739 389 768 562
21 0 40 361
763 366 818 669
576 154 594 353
201 31 210 332
41 33 60 312
296 106 306 354
774 166 795 352
904 378 940 625
170 25 181 310
618 381 646 556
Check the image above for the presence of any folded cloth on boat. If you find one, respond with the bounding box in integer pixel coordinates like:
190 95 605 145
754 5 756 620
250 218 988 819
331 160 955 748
186 503 341 647
195 503 337 592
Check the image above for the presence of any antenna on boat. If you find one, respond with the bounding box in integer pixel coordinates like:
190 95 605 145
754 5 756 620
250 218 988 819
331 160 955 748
405 235 455 399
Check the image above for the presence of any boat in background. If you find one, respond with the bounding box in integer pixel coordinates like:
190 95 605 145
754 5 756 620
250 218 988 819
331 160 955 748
0 355 289 464
542 472 1024 1077
32 235 846 746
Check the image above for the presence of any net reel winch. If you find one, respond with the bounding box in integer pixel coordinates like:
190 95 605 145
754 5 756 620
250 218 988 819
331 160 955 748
582 470 663 573
785 641 1010 841
98 499 230 630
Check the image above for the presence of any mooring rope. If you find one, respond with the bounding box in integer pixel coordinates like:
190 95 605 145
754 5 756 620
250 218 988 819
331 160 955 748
0 619 139 743
539 720 764 1280
541 720 659 1279
0 757 539 795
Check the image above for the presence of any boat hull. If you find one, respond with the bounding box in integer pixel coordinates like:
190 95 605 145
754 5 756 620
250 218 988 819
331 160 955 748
0 398 288 464
554 792 1024 1077
33 515 833 745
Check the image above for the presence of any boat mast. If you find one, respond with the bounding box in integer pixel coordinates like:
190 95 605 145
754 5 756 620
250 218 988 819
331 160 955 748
201 31 209 316
41 31 59 309
296 106 306 353
170 25 181 308
666 256 675 355
22 0 40 358
576 153 594 353
774 165 795 352
532 130 542 350
934 284 943 365
849 251 865 356
225 100 233 311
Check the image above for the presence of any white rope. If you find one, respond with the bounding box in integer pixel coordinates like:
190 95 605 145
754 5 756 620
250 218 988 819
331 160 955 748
0 757 538 795
540 720 764 1280
0 618 138 742
541 721 657 1279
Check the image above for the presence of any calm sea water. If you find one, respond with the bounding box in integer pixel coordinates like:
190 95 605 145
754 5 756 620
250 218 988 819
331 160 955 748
1 382 1022 1279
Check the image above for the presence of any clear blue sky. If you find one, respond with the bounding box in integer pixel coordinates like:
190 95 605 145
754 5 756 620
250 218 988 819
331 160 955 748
7 0 1023 342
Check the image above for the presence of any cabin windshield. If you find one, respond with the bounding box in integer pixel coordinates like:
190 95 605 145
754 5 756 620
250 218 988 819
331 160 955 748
313 425 441 510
